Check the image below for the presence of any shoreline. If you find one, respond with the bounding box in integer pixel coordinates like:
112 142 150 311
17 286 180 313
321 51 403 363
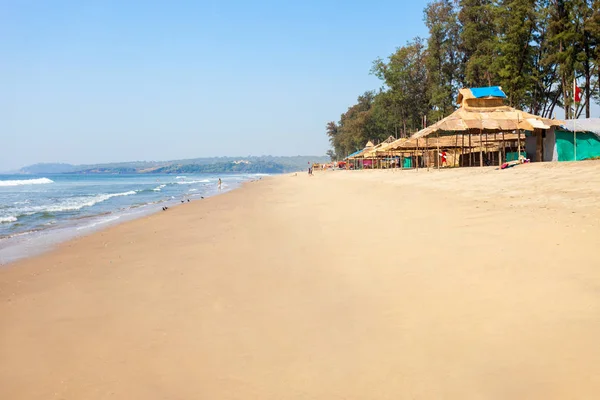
0 176 265 266
2 163 600 399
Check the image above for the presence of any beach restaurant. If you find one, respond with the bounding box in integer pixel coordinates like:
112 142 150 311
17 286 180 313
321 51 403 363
409 86 563 167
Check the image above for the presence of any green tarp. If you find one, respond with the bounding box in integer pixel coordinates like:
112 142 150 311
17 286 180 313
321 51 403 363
556 130 600 161
403 157 412 168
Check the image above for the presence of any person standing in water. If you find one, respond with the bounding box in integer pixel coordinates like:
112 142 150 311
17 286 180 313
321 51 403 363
218 178 222 190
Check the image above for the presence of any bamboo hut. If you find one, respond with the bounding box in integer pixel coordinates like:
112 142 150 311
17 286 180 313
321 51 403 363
346 138 396 169
410 87 564 166
379 133 522 168
360 136 396 169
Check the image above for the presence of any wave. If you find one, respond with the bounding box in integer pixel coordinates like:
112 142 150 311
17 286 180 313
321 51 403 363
176 179 210 185
0 216 17 224
153 184 167 192
175 176 187 179
0 178 54 187
10 190 138 217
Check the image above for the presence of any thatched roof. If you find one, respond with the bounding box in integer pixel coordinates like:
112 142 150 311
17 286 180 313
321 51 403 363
346 137 397 159
412 87 563 139
377 132 520 152
360 136 397 157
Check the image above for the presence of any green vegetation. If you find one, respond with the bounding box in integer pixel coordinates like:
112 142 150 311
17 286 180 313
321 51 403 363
19 156 329 175
153 161 291 174
327 0 600 158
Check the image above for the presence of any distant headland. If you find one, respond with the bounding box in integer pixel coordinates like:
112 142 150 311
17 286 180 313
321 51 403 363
14 156 329 175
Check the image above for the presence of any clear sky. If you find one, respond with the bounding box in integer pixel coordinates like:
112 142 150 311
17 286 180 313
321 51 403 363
1 0 431 171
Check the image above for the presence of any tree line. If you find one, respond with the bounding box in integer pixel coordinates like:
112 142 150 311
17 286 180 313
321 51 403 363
326 0 600 160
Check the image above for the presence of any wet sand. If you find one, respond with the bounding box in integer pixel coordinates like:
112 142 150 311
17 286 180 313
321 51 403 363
1 161 600 399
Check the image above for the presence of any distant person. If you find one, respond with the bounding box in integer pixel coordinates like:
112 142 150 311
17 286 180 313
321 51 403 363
218 178 222 190
440 150 447 167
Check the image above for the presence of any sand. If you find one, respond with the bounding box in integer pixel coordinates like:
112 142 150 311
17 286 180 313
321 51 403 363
1 161 600 399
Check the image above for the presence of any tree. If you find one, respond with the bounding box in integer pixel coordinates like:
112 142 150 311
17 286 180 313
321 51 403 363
327 92 378 157
495 0 538 108
589 0 600 108
579 0 599 117
325 121 341 157
547 0 583 118
529 0 562 117
371 38 429 134
458 0 499 87
424 0 462 121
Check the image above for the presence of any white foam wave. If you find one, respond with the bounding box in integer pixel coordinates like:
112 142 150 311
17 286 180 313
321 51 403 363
153 184 167 192
0 216 17 224
175 176 187 179
176 179 210 185
15 191 137 216
189 189 198 192
0 177 54 187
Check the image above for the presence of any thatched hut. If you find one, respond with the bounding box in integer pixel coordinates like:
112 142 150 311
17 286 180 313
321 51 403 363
409 87 563 166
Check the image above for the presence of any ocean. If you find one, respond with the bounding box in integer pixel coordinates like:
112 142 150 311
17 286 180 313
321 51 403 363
0 173 265 263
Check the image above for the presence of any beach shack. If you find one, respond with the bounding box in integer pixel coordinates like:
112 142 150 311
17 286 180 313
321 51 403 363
525 118 600 162
409 87 563 167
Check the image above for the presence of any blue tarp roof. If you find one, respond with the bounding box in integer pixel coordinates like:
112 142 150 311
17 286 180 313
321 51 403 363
470 86 507 99
345 149 364 159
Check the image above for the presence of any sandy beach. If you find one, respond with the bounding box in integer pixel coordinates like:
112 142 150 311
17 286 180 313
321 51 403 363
1 162 600 399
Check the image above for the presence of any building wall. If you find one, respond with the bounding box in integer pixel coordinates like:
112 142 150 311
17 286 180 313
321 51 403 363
525 136 537 161
543 128 558 162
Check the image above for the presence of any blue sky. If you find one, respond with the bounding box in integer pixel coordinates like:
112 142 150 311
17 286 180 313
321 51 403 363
1 0 431 170
1 1 595 171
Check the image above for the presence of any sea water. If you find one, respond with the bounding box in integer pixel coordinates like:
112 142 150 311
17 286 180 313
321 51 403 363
0 173 265 263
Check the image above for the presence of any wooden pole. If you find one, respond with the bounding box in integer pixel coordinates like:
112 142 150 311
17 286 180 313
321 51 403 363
454 133 459 167
494 132 499 166
479 128 483 167
469 133 472 166
461 134 465 167
517 112 522 162
574 119 577 161
502 131 505 165
436 130 441 170
426 136 430 171
416 139 419 171
485 132 488 166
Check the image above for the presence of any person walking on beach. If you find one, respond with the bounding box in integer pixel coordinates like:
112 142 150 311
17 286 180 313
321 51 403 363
440 150 448 167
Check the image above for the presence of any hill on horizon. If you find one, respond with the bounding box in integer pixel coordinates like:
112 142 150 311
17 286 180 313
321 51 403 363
16 155 330 175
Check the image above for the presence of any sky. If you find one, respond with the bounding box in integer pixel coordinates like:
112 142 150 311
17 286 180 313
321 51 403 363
1 1 596 171
0 0 432 171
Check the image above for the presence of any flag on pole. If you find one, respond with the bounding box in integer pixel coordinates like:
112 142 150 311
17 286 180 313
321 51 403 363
574 79 582 103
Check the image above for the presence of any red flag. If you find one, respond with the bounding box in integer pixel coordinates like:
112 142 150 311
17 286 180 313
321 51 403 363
574 85 582 103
